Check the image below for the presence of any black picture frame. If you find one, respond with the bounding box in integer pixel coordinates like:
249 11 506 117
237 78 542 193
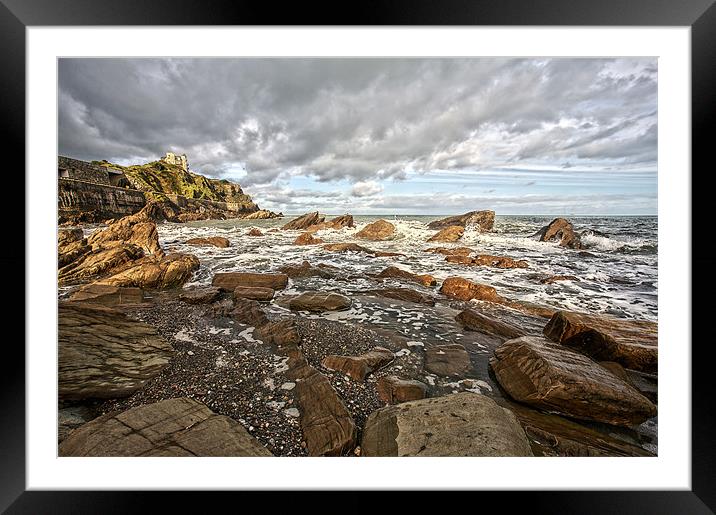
2 0 713 512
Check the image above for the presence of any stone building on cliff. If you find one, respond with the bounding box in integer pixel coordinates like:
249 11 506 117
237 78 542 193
162 152 188 172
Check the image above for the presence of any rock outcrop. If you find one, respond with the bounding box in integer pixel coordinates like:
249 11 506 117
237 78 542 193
361 392 533 456
59 397 272 456
427 226 464 242
376 266 436 287
289 291 352 312
305 214 354 233
94 253 200 289
355 219 396 241
427 210 495 231
243 209 282 220
58 301 173 400
376 376 428 404
282 211 325 230
293 232 324 245
321 347 394 381
439 276 503 302
68 284 145 306
543 311 658 373
212 272 289 291
185 236 230 248
535 218 584 249
490 336 657 426
179 286 222 304
424 344 471 376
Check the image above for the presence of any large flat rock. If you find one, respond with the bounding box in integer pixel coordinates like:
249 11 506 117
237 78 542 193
425 344 471 377
59 397 272 456
543 310 658 373
212 272 288 291
289 291 352 312
490 336 656 427
59 301 173 400
68 283 145 306
361 392 533 456
322 347 394 381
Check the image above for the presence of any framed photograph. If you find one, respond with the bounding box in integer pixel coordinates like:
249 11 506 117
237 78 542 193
4 0 714 511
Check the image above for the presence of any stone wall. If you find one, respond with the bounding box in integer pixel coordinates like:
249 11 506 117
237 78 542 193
58 156 112 185
59 179 147 220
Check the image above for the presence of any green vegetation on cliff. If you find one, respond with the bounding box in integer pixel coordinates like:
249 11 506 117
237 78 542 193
93 160 255 208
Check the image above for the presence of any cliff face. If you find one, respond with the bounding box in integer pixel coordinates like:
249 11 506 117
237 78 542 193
94 160 258 210
58 180 147 224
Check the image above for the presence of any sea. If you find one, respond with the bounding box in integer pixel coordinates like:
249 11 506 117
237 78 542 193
155 214 658 322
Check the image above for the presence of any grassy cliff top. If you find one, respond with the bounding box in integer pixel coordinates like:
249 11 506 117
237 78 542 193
93 160 250 204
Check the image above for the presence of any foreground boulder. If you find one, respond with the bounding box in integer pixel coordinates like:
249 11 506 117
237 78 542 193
59 397 272 456
179 286 222 304
185 236 230 248
95 253 200 289
68 284 145 306
446 254 528 269
231 297 270 327
257 319 301 348
289 291 352 312
212 272 288 291
490 336 656 426
427 210 495 231
361 392 533 456
58 244 144 286
355 219 396 241
376 376 428 404
543 311 657 373
59 301 173 400
455 308 524 339
425 344 471 376
87 202 165 257
377 266 436 287
322 347 394 381
535 218 584 249
282 211 324 230
427 226 464 243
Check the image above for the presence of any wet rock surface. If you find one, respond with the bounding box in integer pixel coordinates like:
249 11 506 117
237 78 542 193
185 236 231 248
491 336 656 427
322 347 395 381
355 219 396 241
361 392 533 457
212 272 289 291
427 210 495 231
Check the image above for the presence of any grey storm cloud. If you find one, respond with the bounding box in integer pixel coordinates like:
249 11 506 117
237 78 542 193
58 57 657 187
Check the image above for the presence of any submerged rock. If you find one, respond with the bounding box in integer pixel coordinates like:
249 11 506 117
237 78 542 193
212 272 289 291
185 236 230 248
361 392 533 456
322 347 394 381
540 274 579 284
58 301 173 400
424 246 473 256
279 261 335 279
455 308 525 339
376 376 428 404
282 211 324 230
247 228 263 236
366 287 435 305
427 210 495 231
446 254 528 269
59 397 272 456
377 266 436 287
427 225 464 242
355 219 396 241
425 344 471 376
543 310 658 373
490 336 657 427
289 291 352 312
535 218 584 249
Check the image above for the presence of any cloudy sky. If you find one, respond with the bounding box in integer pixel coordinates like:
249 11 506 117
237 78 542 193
59 58 657 215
